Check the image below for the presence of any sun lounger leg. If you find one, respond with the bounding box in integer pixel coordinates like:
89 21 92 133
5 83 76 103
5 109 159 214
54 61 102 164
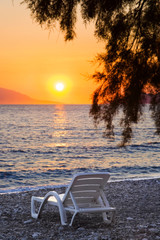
31 197 39 219
31 191 67 225
69 212 78 226
102 210 115 224
102 212 111 224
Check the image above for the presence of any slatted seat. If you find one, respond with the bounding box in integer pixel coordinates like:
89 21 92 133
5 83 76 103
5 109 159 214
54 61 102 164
31 172 116 226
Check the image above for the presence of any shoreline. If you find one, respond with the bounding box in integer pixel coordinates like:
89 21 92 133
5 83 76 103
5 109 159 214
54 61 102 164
0 177 160 239
1 175 160 195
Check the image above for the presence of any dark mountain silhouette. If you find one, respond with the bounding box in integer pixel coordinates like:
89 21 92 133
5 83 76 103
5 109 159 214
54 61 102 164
0 88 57 104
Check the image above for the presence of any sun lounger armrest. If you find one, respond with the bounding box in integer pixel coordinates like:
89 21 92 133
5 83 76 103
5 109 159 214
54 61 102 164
43 191 63 203
31 191 67 225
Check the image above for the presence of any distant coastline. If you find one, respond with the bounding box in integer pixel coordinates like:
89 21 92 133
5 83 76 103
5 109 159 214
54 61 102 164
0 87 156 105
0 87 58 105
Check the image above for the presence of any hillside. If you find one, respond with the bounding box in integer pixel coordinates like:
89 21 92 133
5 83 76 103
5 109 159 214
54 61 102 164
0 88 57 104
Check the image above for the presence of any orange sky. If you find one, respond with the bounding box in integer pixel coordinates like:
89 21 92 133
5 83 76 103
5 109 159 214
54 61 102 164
0 1 105 104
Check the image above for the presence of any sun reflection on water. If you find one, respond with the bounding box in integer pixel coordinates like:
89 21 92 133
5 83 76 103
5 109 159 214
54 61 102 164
1 105 160 191
52 104 68 138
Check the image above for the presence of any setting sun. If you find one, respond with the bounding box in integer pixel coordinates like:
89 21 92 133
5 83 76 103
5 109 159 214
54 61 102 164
46 74 73 102
56 82 64 92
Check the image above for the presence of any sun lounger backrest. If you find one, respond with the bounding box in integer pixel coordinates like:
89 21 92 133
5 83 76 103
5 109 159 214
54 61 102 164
62 173 110 207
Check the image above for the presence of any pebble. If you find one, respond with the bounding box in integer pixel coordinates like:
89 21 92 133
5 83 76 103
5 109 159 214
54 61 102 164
58 226 65 232
138 225 147 233
77 227 85 231
32 232 41 238
148 228 159 234
126 217 134 221
149 223 157 228
24 219 33 224
0 178 159 240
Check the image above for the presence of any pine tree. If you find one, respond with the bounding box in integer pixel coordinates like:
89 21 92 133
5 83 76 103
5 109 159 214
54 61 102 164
22 0 160 144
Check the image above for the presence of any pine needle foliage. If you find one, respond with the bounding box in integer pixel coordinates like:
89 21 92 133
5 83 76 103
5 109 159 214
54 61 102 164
22 0 160 145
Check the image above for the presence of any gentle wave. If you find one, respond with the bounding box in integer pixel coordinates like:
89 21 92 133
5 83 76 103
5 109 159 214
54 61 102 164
1 165 160 193
1 141 160 154
0 104 160 192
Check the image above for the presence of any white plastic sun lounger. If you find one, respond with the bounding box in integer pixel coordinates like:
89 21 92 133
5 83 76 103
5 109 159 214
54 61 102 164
31 172 116 226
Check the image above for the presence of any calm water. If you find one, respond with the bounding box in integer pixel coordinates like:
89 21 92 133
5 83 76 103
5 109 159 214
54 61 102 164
0 104 160 193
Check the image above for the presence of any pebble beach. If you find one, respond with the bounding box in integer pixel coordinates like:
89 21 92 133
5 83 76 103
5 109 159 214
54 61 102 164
0 177 160 240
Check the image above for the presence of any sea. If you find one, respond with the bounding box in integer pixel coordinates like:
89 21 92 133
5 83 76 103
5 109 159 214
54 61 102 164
0 104 160 193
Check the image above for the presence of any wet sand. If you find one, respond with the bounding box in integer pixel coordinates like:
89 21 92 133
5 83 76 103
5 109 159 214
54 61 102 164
0 178 160 240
